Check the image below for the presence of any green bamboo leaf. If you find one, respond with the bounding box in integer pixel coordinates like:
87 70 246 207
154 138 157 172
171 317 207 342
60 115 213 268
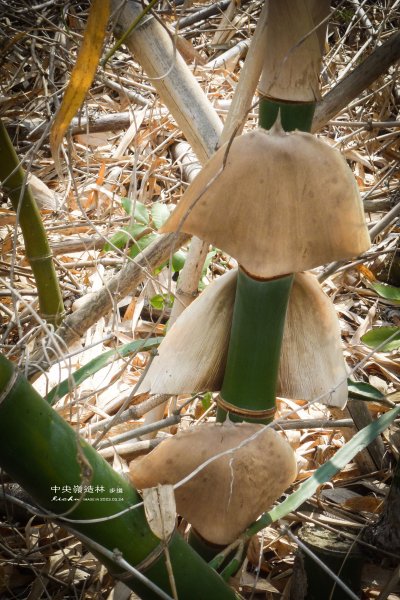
201 392 213 410
104 230 130 251
121 198 149 224
212 404 400 575
150 293 174 310
151 202 170 229
172 250 187 272
371 282 400 303
258 404 400 528
45 337 161 405
150 294 164 310
347 379 385 401
103 224 147 251
361 326 400 352
129 233 159 259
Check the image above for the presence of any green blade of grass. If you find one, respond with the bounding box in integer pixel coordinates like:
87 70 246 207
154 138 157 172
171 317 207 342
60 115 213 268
45 337 162 405
256 404 400 529
347 379 385 401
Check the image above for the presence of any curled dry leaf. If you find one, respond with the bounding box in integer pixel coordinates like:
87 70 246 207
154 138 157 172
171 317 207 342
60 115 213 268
129 421 297 545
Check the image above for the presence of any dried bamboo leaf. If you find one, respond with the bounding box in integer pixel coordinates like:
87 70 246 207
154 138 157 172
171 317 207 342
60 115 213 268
278 272 348 408
142 485 176 541
50 0 110 173
136 269 237 395
27 174 61 211
161 127 370 279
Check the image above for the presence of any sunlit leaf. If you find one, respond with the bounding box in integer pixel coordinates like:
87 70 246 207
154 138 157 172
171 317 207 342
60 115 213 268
151 202 170 229
201 392 213 410
121 198 149 224
150 293 174 310
361 326 400 352
371 282 400 303
172 250 187 272
50 0 110 173
129 233 158 259
150 294 165 310
45 337 161 405
103 224 147 251
347 379 385 401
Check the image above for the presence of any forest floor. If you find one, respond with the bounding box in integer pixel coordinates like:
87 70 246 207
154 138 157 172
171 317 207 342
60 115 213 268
0 1 400 598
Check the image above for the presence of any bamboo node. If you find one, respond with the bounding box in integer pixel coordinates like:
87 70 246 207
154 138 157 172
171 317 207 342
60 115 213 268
41 310 67 319
217 395 276 420
28 252 54 262
133 533 175 573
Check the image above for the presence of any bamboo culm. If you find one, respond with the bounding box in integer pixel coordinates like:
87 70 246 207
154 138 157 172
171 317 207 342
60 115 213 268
0 354 241 600
0 120 64 326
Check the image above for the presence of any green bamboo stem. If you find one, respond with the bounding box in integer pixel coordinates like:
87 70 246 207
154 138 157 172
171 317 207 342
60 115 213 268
216 98 316 425
259 97 315 132
196 3 326 564
0 354 240 600
0 120 64 327
217 270 293 424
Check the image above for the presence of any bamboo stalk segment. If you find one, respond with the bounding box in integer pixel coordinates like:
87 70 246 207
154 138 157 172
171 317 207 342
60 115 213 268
0 354 239 600
0 120 64 326
111 0 223 164
218 270 293 423
129 421 297 545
